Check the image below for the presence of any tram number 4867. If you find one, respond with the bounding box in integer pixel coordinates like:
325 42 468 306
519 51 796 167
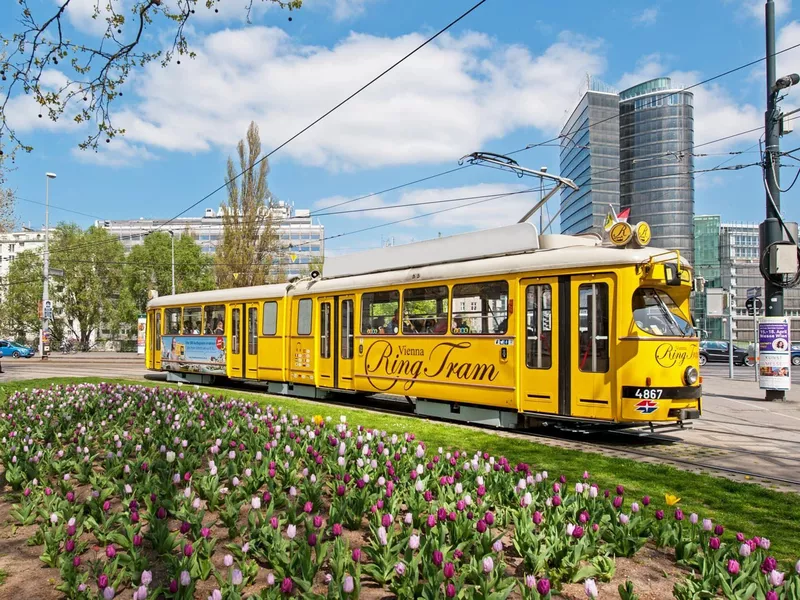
634 388 663 400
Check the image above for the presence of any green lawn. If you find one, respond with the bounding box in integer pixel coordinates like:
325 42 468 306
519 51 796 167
3 376 799 564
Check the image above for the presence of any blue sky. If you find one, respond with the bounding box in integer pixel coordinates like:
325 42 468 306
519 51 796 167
2 0 799 256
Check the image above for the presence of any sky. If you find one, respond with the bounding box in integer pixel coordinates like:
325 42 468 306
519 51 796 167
1 0 799 257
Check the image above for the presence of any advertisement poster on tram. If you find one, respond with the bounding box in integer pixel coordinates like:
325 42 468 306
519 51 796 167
161 335 226 375
758 316 791 391
137 317 146 355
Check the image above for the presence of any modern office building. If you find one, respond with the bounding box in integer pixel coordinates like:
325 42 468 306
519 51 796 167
559 77 695 265
692 215 800 342
96 201 324 278
559 77 620 234
619 78 695 265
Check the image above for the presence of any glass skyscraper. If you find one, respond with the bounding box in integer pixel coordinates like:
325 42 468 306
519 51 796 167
558 77 695 265
559 78 620 234
619 78 695 265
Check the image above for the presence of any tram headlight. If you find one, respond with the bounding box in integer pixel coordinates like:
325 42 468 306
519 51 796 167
684 366 699 386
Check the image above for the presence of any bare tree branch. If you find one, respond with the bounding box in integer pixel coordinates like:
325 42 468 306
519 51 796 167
0 0 302 156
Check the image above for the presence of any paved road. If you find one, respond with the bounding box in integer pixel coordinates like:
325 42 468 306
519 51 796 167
1 354 798 491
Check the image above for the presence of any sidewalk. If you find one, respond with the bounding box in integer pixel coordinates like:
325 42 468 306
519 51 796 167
701 374 800 402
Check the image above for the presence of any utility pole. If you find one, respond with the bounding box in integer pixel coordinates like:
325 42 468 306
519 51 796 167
760 0 799 400
539 166 547 233
41 172 56 359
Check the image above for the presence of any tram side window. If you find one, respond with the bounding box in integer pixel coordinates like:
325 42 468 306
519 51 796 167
578 283 609 373
297 299 313 336
526 285 552 369
262 302 278 336
451 281 509 335
361 291 399 335
342 300 354 359
232 308 241 354
402 286 449 334
204 305 225 335
320 303 331 358
248 307 258 355
165 308 181 334
183 306 202 334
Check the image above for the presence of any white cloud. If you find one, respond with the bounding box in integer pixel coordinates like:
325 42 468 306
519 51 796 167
59 0 124 36
327 0 378 21
70 140 156 167
108 27 605 170
777 20 800 81
633 7 659 25
740 0 792 21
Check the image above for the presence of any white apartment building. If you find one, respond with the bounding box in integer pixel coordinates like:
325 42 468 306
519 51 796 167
0 227 50 281
95 201 324 278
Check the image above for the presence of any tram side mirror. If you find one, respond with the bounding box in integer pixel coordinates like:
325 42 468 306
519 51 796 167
664 263 681 286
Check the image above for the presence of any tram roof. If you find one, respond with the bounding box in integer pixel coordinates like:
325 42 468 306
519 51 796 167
147 238 689 308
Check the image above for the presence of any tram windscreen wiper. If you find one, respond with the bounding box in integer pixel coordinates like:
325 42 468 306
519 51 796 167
654 293 688 337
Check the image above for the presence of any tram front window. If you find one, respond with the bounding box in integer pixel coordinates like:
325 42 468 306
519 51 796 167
632 288 694 337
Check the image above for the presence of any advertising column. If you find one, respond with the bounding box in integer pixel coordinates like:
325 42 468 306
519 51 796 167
137 316 147 355
758 316 791 391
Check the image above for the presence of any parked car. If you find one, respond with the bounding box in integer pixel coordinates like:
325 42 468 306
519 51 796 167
0 340 36 359
699 340 752 367
793 344 800 366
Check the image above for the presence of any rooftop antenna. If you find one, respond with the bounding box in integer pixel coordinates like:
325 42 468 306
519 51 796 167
459 152 579 225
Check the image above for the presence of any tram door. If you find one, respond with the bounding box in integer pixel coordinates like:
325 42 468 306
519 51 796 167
229 305 243 378
338 296 355 391
244 303 259 380
317 298 335 388
150 310 163 371
570 274 614 420
518 278 559 414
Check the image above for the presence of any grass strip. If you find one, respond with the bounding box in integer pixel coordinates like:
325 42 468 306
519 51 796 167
2 376 799 563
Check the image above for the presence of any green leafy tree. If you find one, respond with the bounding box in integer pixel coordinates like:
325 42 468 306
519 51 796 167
215 121 281 288
0 150 15 233
122 230 215 324
49 223 126 350
0 250 42 341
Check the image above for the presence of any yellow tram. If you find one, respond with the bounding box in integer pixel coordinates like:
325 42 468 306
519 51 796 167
145 222 702 429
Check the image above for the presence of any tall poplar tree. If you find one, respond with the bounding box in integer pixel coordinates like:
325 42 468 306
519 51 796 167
215 121 281 289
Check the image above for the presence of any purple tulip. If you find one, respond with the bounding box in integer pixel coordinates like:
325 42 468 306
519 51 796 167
105 545 116 559
131 512 139 524
675 509 684 521
66 491 75 503
736 532 745 542
762 557 778 574
183 543 193 557
446 583 456 598
484 511 495 526
443 562 455 579
715 524 725 536
270 516 279 530
201 527 211 538
72 556 81 567
433 550 444 567
65 539 75 552
133 534 143 547
180 521 191 534
332 523 343 537
98 574 109 590
352 548 362 563
642 495 650 506
476 519 487 533
613 496 623 509
303 501 313 514
709 537 720 550
766 592 778 600
156 506 167 520
572 526 584 539
655 510 664 520
552 495 562 507
67 524 76 536
168 580 178 594
308 533 317 547
537 578 551 596
382 514 393 528
313 515 323 529
727 559 740 575
616 485 624 495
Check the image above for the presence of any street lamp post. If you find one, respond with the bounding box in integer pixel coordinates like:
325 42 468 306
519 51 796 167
168 231 175 295
539 166 547 233
41 172 56 359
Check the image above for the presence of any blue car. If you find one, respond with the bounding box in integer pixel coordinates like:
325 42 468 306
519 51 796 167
0 340 36 358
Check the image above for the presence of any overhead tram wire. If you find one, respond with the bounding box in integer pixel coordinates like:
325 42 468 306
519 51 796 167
508 42 800 157
25 0 491 261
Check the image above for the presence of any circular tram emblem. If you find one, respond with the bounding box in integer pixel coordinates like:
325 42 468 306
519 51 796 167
609 221 633 247
633 221 652 247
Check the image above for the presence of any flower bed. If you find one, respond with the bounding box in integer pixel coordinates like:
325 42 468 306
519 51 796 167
0 383 798 599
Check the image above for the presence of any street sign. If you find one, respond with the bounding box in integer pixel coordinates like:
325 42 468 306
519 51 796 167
745 297 763 316
43 300 53 320
48 268 64 277
747 287 761 299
